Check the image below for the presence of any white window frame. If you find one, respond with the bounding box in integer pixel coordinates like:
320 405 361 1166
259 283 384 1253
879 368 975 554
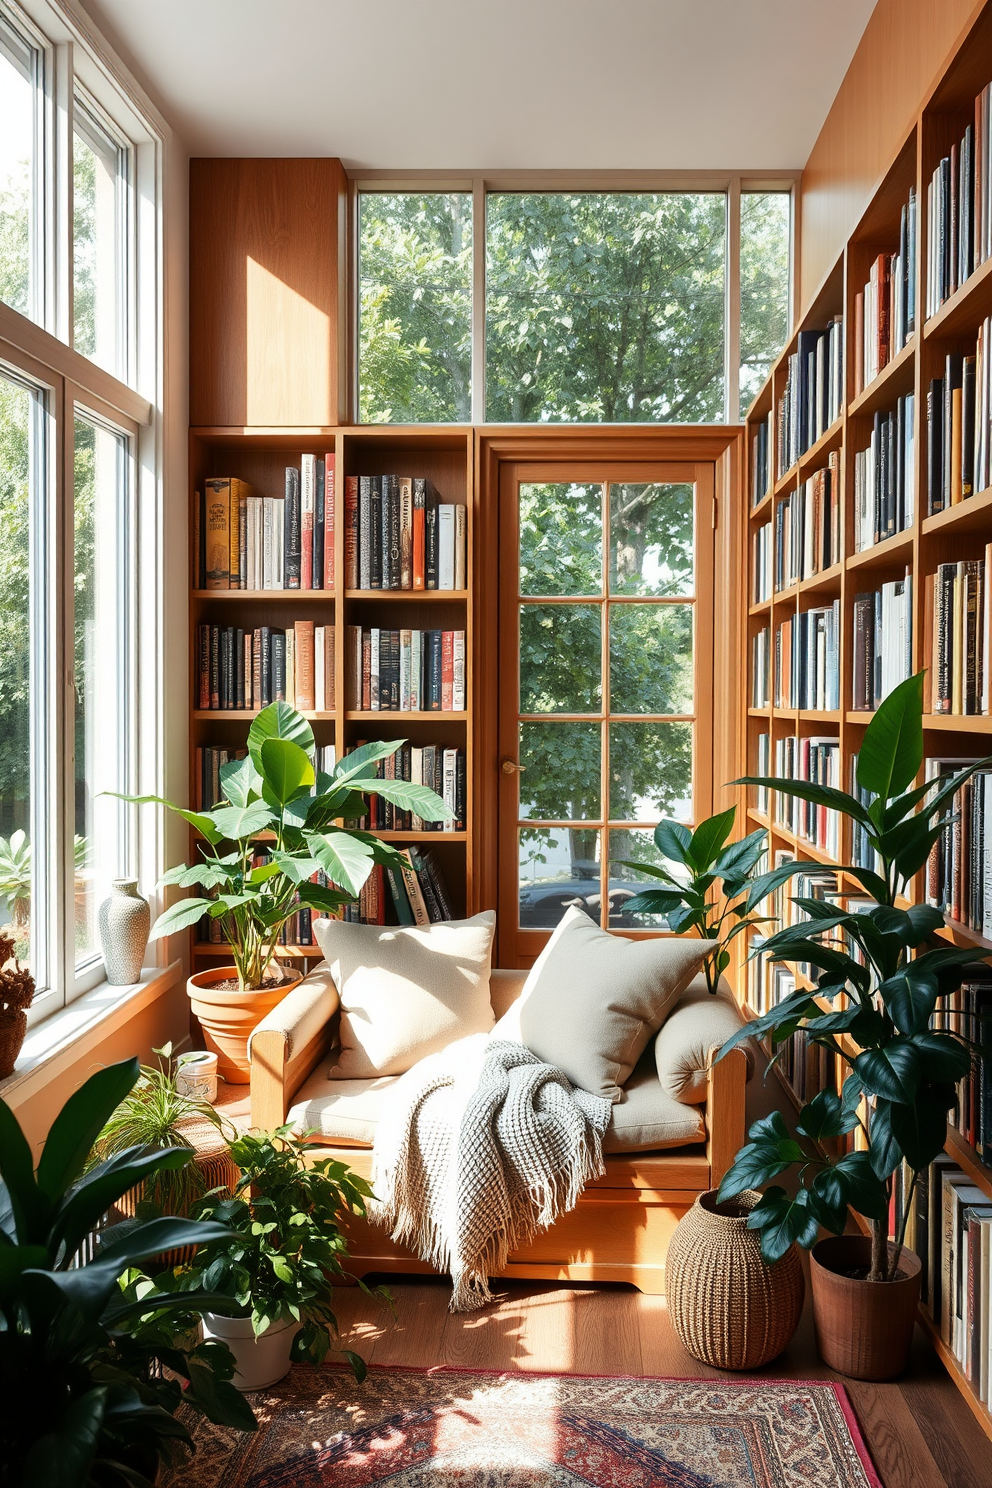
352 171 800 426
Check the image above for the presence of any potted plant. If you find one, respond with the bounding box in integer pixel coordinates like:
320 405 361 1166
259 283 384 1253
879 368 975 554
0 931 34 1078
619 805 802 993
120 703 449 1078
717 672 991 1379
0 1057 256 1487
182 1125 383 1390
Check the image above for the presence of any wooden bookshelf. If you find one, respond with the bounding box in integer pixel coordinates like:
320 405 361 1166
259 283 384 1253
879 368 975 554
741 4 992 1436
189 425 476 972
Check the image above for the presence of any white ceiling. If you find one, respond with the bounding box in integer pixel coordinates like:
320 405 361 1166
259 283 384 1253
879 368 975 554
81 0 877 170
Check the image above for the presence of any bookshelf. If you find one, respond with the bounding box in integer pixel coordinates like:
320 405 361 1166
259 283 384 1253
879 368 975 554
188 425 475 974
742 1 992 1438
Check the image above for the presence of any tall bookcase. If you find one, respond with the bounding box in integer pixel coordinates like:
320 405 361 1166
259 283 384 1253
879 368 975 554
742 0 992 1440
189 426 475 976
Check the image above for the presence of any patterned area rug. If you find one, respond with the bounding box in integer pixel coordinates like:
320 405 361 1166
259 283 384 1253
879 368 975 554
167 1365 882 1487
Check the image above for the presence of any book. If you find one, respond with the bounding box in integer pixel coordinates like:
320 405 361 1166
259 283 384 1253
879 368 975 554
323 451 335 589
204 478 232 589
313 457 325 590
284 466 301 588
413 478 426 588
301 453 315 590
295 621 315 712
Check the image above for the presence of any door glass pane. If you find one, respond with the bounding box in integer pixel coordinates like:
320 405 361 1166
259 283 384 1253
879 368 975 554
0 18 37 319
520 604 601 713
74 414 128 968
740 191 791 413
519 827 600 930
608 829 677 929
487 192 726 422
610 604 693 714
520 482 602 596
609 482 694 597
74 97 127 376
519 722 601 821
609 722 692 822
358 192 472 423
0 375 38 974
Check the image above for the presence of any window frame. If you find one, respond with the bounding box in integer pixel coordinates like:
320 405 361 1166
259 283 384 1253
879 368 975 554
351 171 799 426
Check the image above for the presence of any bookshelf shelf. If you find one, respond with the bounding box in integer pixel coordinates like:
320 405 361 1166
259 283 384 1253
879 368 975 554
193 710 337 721
344 710 468 722
845 527 914 571
797 562 843 595
945 1124 992 1200
921 484 992 536
774 464 799 497
192 590 336 602
344 589 468 602
921 713 992 732
749 490 773 521
847 335 916 419
748 598 771 617
797 415 845 476
922 246 992 342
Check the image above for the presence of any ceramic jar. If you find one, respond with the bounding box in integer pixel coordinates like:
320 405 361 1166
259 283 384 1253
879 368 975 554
98 879 150 985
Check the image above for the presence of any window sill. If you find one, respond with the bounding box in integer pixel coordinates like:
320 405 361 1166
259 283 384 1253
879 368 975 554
0 961 182 1110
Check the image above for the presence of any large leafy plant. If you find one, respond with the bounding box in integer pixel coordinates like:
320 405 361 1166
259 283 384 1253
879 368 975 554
718 673 991 1280
619 806 802 994
183 1126 384 1379
121 702 449 990
0 1058 256 1488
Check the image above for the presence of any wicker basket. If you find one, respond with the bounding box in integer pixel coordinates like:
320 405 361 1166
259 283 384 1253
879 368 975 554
665 1189 805 1370
115 1113 241 1267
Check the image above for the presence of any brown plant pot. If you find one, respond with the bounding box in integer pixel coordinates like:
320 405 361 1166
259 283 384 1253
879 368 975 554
665 1189 805 1370
810 1235 922 1381
187 965 301 1081
0 1009 28 1079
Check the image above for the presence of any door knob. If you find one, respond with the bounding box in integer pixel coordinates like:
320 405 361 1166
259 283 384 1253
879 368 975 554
501 759 526 774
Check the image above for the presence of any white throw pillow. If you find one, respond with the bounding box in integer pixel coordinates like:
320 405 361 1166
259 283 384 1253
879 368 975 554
313 911 496 1079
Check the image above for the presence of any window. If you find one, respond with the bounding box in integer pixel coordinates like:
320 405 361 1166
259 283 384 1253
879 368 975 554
0 11 41 321
357 183 793 424
73 95 130 376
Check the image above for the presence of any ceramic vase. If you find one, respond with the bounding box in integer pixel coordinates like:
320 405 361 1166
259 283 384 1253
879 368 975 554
98 879 150 985
201 1313 297 1391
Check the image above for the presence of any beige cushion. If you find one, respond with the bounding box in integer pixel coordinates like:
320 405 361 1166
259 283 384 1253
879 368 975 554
654 976 754 1105
492 906 714 1101
313 911 496 1078
287 1059 704 1154
247 962 339 1063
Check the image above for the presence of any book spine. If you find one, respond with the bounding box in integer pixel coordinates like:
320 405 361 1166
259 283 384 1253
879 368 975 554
284 467 301 589
427 630 443 710
324 452 335 589
441 630 454 710
198 624 210 709
388 474 402 590
425 485 439 589
204 479 231 589
455 504 467 591
398 850 430 926
313 457 325 590
295 620 316 712
272 629 286 702
438 504 456 589
300 453 315 590
345 475 359 590
359 476 372 590
369 477 383 589
399 475 413 589
237 486 247 589
452 630 465 711
413 478 426 589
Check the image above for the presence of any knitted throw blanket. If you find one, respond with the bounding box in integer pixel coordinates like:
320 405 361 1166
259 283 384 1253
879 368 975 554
370 1034 613 1312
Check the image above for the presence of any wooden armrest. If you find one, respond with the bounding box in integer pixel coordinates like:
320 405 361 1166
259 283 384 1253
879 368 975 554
249 965 339 1131
705 1047 748 1189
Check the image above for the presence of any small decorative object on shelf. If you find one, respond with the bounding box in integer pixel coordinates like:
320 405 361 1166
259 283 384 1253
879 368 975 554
175 1048 219 1104
0 931 34 1079
98 877 151 985
666 1190 804 1370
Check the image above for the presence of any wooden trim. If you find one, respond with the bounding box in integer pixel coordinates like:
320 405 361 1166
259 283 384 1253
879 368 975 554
706 1047 748 1187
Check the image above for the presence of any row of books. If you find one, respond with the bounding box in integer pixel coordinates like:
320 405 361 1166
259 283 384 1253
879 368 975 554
196 459 336 591
851 574 913 711
932 976 992 1161
344 627 466 713
925 79 992 320
196 623 336 713
927 329 992 515
344 848 455 926
752 522 773 605
774 601 840 712
775 321 845 479
853 194 916 393
348 742 465 833
750 410 774 505
744 945 837 1106
924 556 991 716
926 760 992 938
343 476 466 591
770 733 841 856
852 395 915 552
194 745 337 812
752 627 770 709
774 453 840 588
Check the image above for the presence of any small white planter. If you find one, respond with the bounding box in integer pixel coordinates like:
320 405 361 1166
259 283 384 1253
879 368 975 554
202 1312 297 1391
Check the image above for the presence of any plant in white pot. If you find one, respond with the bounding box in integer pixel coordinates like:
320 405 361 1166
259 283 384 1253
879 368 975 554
182 1126 384 1390
120 703 448 1078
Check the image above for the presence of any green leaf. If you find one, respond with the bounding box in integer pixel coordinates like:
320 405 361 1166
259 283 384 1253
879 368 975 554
220 754 262 807
747 1186 820 1261
812 1151 887 1224
743 860 805 914
713 828 766 882
149 896 215 939
259 738 315 806
856 671 924 800
733 776 874 830
37 1059 140 1204
297 882 350 914
105 791 224 846
612 859 682 886
210 801 276 840
356 778 449 821
304 830 375 897
878 966 939 1037
19 1386 106 1488
854 1041 921 1103
910 1030 971 1084
331 739 402 787
0 1095 48 1241
795 1089 859 1142
653 819 692 863
686 807 736 871
622 889 686 917
340 1348 368 1383
248 702 315 772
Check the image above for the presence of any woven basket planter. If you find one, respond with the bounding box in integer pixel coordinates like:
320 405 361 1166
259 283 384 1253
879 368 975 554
666 1189 805 1370
115 1113 240 1268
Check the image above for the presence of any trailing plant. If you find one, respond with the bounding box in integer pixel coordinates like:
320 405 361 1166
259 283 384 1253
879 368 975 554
618 806 803 993
0 1057 256 1488
717 673 992 1281
184 1126 385 1378
117 702 449 991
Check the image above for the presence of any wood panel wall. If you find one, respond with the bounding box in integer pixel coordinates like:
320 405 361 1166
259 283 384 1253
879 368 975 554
800 0 977 311
189 158 347 426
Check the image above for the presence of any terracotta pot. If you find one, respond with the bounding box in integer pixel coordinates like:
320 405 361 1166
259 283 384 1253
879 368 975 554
666 1189 805 1370
0 1009 27 1079
810 1234 921 1380
187 966 300 1081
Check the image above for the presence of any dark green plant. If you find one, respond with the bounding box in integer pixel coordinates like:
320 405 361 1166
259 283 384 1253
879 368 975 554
185 1126 385 1379
717 673 992 1280
617 806 803 994
0 1057 256 1488
117 702 448 991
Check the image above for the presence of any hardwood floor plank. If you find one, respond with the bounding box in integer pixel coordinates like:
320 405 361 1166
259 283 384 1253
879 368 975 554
569 1284 643 1377
843 1382 948 1488
636 1293 718 1379
898 1374 992 1488
439 1281 574 1373
359 1277 451 1368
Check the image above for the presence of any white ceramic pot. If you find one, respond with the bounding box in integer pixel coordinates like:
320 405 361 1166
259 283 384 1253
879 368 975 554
202 1312 297 1391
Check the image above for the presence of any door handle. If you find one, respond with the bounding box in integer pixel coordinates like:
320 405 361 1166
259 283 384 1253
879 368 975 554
501 759 526 774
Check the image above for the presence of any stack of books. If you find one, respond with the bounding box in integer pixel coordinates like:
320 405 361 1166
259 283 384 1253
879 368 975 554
751 410 773 505
775 321 844 477
772 733 841 855
345 626 466 712
774 452 840 586
932 974 992 1159
925 757 992 935
196 622 336 712
853 190 917 393
852 574 913 710
927 331 992 513
774 602 840 711
195 457 336 591
924 558 990 715
348 741 466 832
925 81 992 319
852 396 916 550
752 522 773 604
345 848 455 926
344 475 466 590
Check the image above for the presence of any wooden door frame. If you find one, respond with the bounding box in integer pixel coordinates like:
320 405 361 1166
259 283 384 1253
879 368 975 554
473 426 743 966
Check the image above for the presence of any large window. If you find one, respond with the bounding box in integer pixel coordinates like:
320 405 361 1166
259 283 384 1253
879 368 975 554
0 11 41 321
73 94 130 377
358 183 793 425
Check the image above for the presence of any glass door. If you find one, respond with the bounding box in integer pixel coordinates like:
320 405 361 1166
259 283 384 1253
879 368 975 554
498 463 714 966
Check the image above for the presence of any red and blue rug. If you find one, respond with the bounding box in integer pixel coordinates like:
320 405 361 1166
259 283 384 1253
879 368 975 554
170 1365 881 1487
